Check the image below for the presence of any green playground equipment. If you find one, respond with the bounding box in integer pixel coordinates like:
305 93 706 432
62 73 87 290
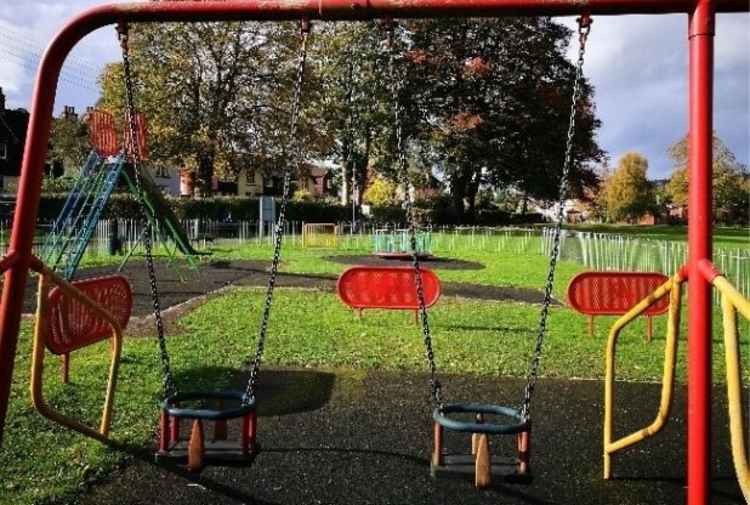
373 228 433 258
43 151 203 280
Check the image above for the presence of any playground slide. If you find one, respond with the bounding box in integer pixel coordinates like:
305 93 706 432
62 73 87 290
123 166 203 257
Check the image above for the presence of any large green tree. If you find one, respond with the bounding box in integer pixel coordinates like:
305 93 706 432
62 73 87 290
98 21 330 195
402 18 604 222
605 152 655 222
310 23 395 209
665 134 749 224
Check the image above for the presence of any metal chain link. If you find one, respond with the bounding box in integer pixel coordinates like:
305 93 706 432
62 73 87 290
386 21 443 409
520 16 591 420
242 20 310 406
118 22 178 400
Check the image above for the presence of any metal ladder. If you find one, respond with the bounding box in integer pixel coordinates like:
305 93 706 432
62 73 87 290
43 153 126 279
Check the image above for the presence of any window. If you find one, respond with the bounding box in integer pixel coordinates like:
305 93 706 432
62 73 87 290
155 165 170 178
245 169 255 184
0 143 7 160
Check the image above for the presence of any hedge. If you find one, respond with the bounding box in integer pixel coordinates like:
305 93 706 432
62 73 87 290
36 193 351 223
36 193 546 226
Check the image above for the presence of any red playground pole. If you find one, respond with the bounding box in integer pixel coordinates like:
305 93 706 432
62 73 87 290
687 1 714 504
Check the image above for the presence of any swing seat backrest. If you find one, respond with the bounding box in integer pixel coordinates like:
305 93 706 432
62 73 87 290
567 271 670 316
337 266 441 310
46 275 133 355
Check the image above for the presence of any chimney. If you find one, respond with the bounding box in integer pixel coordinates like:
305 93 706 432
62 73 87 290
63 106 77 120
0 87 5 113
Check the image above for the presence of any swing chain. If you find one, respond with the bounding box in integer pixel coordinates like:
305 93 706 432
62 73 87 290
118 22 177 400
242 19 310 406
386 20 443 409
520 15 591 420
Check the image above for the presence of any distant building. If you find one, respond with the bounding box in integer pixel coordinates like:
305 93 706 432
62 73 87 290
232 161 334 199
0 87 29 194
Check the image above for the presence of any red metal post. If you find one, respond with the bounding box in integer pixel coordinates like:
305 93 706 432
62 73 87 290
159 411 170 453
687 1 715 504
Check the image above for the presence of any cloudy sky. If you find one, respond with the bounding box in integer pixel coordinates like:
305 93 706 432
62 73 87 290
1 1 748 179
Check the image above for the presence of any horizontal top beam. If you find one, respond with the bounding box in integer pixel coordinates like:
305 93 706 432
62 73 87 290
79 0 748 25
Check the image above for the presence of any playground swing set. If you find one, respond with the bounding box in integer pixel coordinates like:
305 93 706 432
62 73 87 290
0 1 746 503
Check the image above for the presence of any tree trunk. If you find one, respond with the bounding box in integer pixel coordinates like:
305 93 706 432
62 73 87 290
450 173 467 224
196 152 215 197
465 171 481 223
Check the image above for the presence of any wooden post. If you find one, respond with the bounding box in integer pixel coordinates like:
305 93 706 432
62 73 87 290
588 315 595 337
187 420 204 472
646 315 654 342
475 434 491 489
432 422 443 466
517 429 530 474
472 413 484 455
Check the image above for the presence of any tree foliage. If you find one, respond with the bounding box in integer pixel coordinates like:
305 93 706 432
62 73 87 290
98 21 330 195
363 176 398 206
604 152 655 222
665 134 749 223
47 114 91 172
96 18 604 220
402 18 604 221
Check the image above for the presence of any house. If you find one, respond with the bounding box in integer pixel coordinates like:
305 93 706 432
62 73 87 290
298 162 334 198
233 161 334 199
0 88 29 195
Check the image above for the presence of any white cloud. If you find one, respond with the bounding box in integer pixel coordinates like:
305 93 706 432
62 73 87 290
560 13 749 177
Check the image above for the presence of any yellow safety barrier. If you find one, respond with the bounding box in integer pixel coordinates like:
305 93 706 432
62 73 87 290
30 265 123 442
712 275 750 502
603 271 684 480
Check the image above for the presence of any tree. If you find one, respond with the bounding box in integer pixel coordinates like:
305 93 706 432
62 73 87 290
98 21 330 196
665 134 749 223
310 23 395 211
363 176 398 207
605 152 655 222
47 112 91 175
403 17 604 222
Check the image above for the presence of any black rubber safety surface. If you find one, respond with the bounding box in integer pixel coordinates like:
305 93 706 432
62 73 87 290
18 259 556 316
76 371 743 505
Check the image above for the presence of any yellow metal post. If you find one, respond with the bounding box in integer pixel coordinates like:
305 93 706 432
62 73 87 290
30 267 124 442
604 272 683 479
713 275 750 501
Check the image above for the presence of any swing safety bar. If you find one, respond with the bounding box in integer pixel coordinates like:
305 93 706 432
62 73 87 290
699 260 750 502
603 268 685 479
0 3 747 504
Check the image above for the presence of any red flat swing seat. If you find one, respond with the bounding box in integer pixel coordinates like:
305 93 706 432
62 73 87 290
336 266 441 316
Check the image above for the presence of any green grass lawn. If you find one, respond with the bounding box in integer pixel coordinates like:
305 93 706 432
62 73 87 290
1 237 748 504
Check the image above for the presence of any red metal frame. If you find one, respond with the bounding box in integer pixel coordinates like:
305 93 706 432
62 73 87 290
567 271 670 316
337 266 441 310
87 109 120 157
0 2 746 503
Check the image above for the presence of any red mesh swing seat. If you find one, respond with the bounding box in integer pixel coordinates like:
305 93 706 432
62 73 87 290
46 275 133 355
